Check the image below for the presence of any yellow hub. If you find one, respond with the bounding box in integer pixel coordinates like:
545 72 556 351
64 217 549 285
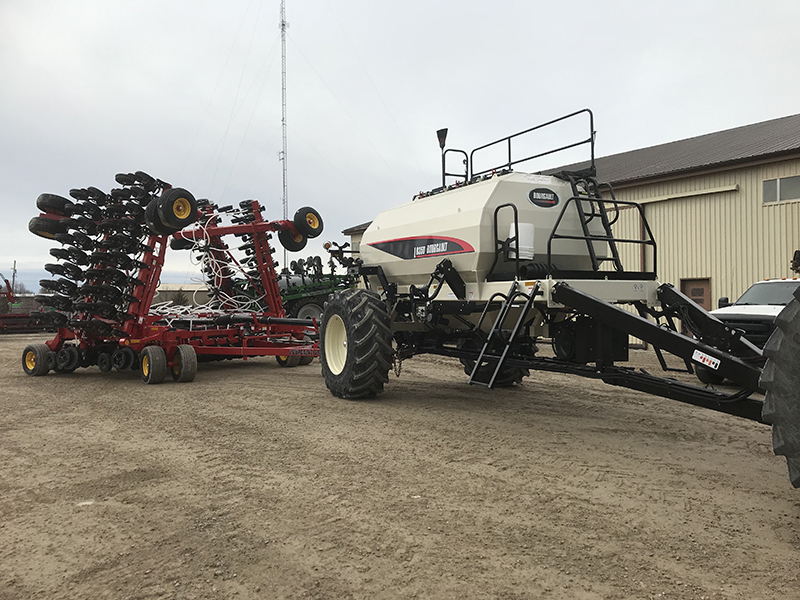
25 351 36 370
172 197 192 220
305 213 319 230
292 231 304 242
142 355 150 377
325 314 348 375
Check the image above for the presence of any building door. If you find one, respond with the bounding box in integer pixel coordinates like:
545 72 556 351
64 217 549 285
680 278 711 311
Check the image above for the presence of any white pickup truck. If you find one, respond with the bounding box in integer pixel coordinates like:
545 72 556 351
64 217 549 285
695 278 800 383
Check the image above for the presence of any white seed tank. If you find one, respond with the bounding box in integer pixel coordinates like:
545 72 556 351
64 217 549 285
360 172 608 287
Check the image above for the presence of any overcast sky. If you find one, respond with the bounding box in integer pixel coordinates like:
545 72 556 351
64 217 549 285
2 0 799 290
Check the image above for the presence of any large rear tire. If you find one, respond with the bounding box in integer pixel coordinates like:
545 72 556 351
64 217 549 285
760 295 800 487
320 289 392 399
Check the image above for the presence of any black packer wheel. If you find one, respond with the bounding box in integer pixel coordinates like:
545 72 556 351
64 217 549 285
29 216 68 240
320 288 393 399
36 193 75 216
112 347 136 372
760 295 800 487
22 344 51 376
56 346 80 372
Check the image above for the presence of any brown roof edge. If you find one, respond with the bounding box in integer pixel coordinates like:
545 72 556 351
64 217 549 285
342 221 372 236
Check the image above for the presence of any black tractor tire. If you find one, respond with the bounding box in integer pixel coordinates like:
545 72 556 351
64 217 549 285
278 228 307 252
320 288 393 399
140 346 167 384
157 188 197 230
760 295 800 487
276 354 302 368
29 216 68 240
145 200 176 235
293 207 324 239
36 193 75 216
171 344 198 382
22 344 51 376
695 364 725 385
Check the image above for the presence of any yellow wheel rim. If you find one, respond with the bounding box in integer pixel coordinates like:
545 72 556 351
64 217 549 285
305 213 319 230
172 197 192 220
142 355 150 377
325 314 347 375
25 351 36 370
292 231 304 242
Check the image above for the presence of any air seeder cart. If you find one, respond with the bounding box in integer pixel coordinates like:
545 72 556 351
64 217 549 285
318 110 800 487
22 171 324 383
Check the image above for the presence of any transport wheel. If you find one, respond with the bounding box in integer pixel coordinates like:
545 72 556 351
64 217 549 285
22 344 50 376
171 344 198 382
36 193 75 216
140 346 167 384
760 295 800 487
145 200 176 235
97 352 113 373
276 354 302 368
56 346 80 372
320 288 392 399
278 228 307 252
695 364 725 385
29 216 68 240
299 355 314 365
293 207 324 238
157 188 197 230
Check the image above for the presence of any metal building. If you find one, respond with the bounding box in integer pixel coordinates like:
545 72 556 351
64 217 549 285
570 113 800 309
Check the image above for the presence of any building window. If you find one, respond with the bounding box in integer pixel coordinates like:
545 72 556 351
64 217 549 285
764 175 800 204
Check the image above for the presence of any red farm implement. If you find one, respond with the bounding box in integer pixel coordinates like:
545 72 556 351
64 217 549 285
21 171 324 383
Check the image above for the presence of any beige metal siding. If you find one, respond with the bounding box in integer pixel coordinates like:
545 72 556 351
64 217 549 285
610 157 800 303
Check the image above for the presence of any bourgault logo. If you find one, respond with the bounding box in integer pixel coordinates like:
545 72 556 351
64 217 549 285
414 241 449 257
528 188 559 208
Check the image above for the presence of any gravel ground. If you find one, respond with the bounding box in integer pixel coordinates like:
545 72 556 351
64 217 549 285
1 333 799 600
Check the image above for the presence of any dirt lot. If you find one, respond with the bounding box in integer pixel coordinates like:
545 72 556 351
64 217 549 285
1 333 799 600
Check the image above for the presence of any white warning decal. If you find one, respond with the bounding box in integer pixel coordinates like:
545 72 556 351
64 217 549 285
692 349 721 371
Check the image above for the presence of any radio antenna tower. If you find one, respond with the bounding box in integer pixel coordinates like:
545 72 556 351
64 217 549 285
279 0 289 267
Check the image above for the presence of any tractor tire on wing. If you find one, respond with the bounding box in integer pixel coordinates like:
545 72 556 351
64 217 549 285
760 294 800 487
320 288 393 399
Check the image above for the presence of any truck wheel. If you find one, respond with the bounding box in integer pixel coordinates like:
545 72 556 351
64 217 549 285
761 296 800 487
141 346 167 384
22 344 50 376
695 364 725 385
320 289 392 399
293 207 324 238
171 344 198 382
